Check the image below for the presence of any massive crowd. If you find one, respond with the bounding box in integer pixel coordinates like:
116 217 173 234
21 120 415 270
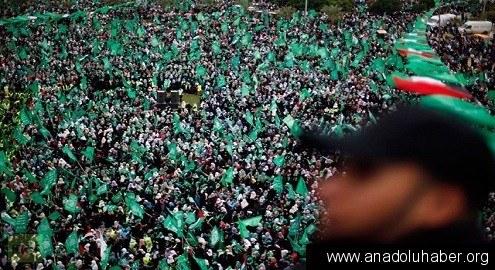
0 0 493 269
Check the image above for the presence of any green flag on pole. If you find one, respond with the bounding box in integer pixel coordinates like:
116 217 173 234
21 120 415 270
295 177 309 196
62 146 77 162
273 155 285 167
125 195 145 219
64 194 81 213
37 233 54 258
210 226 220 247
65 230 79 254
273 175 283 194
37 218 53 236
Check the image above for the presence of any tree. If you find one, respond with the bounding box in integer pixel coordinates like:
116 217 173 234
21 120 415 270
481 11 495 23
278 6 297 20
321 5 343 23
369 0 402 14
102 0 125 5
327 0 354 12
449 17 463 27
236 0 251 10
153 0 175 9
412 0 435 13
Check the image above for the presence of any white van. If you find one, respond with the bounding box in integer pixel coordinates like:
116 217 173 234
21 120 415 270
427 14 458 28
458 21 493 34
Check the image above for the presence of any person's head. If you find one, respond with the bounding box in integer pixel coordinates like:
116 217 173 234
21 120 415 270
304 106 495 243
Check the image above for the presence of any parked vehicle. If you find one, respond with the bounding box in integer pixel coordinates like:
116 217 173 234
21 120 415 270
458 21 493 35
427 14 458 28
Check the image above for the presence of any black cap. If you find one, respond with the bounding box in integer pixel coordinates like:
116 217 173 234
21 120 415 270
301 106 495 207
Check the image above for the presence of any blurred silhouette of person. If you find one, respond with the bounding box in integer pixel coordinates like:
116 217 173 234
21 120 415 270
303 106 495 244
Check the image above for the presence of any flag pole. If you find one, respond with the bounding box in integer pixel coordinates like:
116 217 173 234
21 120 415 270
305 0 308 17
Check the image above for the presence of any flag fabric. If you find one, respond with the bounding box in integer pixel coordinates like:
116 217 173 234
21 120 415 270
290 121 304 138
210 226 220 247
100 244 111 270
396 47 436 58
125 195 145 219
81 146 95 163
282 115 295 129
97 183 108 196
246 110 254 126
14 211 29 233
62 146 77 162
288 236 306 255
420 95 495 128
273 175 283 194
48 211 61 221
64 194 81 213
388 74 472 99
189 217 204 231
241 216 262 227
193 256 208 270
221 167 234 186
37 233 54 258
273 155 285 167
40 169 57 190
37 218 53 236
1 187 16 202
289 214 301 236
65 230 79 254
295 177 309 196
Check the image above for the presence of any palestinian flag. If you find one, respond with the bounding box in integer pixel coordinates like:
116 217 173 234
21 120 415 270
388 74 472 99
397 38 428 45
396 47 436 58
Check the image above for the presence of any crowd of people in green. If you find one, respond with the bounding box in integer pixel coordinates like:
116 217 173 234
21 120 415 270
0 0 493 269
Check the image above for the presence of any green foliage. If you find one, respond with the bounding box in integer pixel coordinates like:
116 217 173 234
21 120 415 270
369 0 402 14
328 0 354 12
321 5 342 23
481 11 495 23
273 0 353 12
236 0 252 10
278 6 297 20
101 0 125 5
412 0 435 13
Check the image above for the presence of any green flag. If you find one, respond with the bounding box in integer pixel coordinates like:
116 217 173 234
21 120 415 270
14 211 29 233
37 233 54 258
48 211 61 221
64 194 81 213
246 110 254 126
1 188 16 202
30 191 46 204
300 88 312 101
289 214 301 236
97 183 108 196
295 177 309 196
210 226 220 247
81 146 95 163
40 169 57 190
62 146 77 162
19 107 32 125
125 196 145 219
100 244 112 270
221 167 234 186
241 216 262 227
290 121 304 138
273 175 283 194
193 256 208 270
420 95 495 128
189 217 204 231
282 115 295 128
273 155 285 167
238 220 249 238
37 218 53 237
